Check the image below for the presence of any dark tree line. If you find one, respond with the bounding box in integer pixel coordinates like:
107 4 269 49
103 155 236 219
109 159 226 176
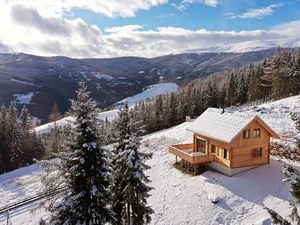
0 102 44 173
132 48 300 133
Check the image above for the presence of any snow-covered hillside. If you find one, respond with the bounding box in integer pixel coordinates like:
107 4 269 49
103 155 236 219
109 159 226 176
188 37 300 54
0 120 297 224
231 95 300 137
113 82 178 109
4 94 300 224
34 82 178 134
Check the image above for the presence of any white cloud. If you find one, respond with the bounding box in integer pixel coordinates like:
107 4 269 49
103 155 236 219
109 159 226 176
172 0 219 11
0 1 299 58
3 0 168 18
230 3 283 19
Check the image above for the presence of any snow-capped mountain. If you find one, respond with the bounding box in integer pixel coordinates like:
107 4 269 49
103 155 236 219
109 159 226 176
187 38 300 54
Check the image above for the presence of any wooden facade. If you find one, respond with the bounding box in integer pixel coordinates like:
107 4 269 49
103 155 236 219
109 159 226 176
169 116 279 172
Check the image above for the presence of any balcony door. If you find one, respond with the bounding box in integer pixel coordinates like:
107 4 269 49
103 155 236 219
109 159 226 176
196 139 206 153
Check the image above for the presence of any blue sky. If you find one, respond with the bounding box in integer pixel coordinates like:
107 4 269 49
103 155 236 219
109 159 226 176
0 0 300 57
67 0 300 32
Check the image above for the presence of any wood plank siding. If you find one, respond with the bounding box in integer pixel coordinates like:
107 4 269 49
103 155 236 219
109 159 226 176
191 118 271 168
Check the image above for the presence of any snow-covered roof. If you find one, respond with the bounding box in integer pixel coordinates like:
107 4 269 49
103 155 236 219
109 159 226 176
187 108 275 143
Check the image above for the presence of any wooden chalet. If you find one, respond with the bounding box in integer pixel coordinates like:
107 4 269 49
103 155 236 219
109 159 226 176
169 108 279 176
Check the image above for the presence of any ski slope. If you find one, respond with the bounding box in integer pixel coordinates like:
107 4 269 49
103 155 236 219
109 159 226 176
2 94 300 224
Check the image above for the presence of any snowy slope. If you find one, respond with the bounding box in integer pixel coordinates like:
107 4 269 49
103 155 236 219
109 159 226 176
230 95 300 137
188 37 300 54
34 83 178 135
113 83 178 109
1 119 298 224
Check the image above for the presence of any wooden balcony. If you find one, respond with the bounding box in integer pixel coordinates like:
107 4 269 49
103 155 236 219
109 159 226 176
168 143 212 164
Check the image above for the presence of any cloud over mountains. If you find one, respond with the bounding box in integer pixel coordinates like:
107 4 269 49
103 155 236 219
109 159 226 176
0 0 299 58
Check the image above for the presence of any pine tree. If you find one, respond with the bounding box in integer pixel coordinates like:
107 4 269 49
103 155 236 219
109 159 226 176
20 105 31 133
154 95 163 131
204 81 218 108
236 74 248 105
47 103 63 154
44 81 113 224
111 103 153 225
0 105 8 172
225 73 237 106
168 93 177 127
6 101 24 170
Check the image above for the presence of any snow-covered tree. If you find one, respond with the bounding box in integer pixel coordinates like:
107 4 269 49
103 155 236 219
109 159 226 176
111 103 153 225
5 101 24 170
266 113 300 224
43 81 113 224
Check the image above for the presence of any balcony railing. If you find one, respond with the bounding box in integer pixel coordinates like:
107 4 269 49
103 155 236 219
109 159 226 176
168 143 212 164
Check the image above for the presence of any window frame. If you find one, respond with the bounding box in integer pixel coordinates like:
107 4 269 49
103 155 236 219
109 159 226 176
243 129 250 139
254 128 261 138
211 144 217 154
223 148 228 159
253 147 263 158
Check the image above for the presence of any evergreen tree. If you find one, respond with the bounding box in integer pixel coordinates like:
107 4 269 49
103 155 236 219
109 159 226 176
0 105 8 172
20 105 31 133
225 73 237 106
6 101 24 170
154 95 163 130
44 81 113 224
111 103 153 225
266 113 300 224
204 81 218 108
168 93 177 127
236 74 248 105
47 102 63 154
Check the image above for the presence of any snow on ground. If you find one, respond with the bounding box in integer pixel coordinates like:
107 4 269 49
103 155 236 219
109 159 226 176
34 109 119 135
231 95 300 137
34 83 178 134
13 92 35 104
91 72 113 80
1 121 298 224
114 83 178 109
10 78 35 86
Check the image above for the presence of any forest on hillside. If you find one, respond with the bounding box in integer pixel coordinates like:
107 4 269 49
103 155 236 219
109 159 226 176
131 48 300 133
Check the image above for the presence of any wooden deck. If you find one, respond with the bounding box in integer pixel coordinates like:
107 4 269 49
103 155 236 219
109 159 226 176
169 143 212 164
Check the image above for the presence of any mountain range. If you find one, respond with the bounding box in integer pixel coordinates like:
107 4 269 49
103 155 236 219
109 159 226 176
0 47 295 122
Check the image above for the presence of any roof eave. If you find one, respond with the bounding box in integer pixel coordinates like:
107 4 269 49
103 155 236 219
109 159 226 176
186 128 231 144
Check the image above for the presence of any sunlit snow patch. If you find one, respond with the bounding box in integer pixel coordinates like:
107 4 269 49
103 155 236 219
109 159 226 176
13 92 35 104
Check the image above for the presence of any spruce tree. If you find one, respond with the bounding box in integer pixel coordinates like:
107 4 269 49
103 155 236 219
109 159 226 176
6 101 24 170
45 81 113 224
111 103 153 225
0 105 7 172
225 73 237 106
168 93 177 127
47 102 63 153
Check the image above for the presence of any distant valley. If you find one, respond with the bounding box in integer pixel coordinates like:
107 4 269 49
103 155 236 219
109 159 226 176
0 48 292 122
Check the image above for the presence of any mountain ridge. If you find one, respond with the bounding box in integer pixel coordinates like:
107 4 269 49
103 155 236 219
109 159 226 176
0 47 296 121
